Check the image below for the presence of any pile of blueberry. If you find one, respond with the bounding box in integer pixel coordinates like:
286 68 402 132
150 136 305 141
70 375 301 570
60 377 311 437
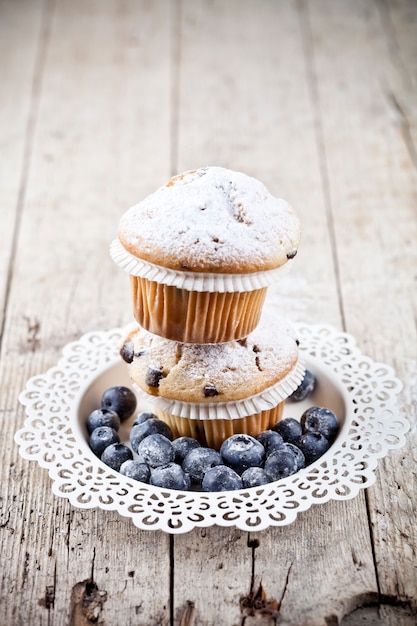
87 369 340 492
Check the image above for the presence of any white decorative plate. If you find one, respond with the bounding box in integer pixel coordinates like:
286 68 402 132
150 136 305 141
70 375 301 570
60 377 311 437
15 324 408 534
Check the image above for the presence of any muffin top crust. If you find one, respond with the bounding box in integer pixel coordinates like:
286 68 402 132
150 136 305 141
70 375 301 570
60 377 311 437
117 167 301 274
120 315 300 403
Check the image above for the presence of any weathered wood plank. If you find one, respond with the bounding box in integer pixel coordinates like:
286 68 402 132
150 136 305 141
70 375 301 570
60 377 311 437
0 0 44 330
307 0 417 619
1 1 415 625
171 2 378 625
1 1 174 624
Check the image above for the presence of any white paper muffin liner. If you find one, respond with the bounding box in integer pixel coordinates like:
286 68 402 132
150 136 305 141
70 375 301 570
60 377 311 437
110 238 295 293
132 358 305 421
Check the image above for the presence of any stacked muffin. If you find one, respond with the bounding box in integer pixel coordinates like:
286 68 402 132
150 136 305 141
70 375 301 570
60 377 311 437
111 166 304 449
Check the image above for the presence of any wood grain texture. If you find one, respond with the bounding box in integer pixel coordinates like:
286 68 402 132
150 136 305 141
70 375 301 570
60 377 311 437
307 0 417 618
0 0 44 331
172 2 377 624
1 0 416 625
1 1 173 625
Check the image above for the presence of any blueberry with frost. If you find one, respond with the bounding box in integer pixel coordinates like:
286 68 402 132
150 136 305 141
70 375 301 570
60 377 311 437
172 437 201 464
120 460 151 483
289 369 316 401
136 434 174 468
150 463 191 490
264 447 299 481
87 408 120 434
241 467 271 488
220 434 265 475
182 447 222 486
133 412 158 427
89 426 120 457
101 385 137 421
284 443 306 471
256 430 284 456
272 417 302 443
130 418 173 453
101 443 133 471
294 432 330 465
300 406 339 441
202 465 243 492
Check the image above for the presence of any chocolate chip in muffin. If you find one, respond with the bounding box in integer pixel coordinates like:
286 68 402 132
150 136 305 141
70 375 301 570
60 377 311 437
120 341 134 364
204 384 219 397
255 356 263 372
145 366 164 388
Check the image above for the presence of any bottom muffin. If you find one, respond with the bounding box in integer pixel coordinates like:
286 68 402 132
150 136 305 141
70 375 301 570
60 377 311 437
120 314 304 449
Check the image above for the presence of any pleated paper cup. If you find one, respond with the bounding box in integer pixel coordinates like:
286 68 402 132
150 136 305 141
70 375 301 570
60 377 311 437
110 238 295 344
153 404 285 450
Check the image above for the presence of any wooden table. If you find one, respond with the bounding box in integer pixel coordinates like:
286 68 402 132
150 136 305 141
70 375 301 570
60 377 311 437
1 1 416 624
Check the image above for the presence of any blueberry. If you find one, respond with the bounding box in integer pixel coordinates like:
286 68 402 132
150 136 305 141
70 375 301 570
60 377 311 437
119 460 151 483
300 406 339 441
294 432 330 464
132 412 158 426
182 447 222 486
87 408 120 434
241 467 271 488
256 430 284 455
204 384 219 397
101 443 133 471
145 366 164 388
101 385 137 421
264 447 299 481
136 434 174 468
284 442 306 471
130 418 173 453
120 340 134 364
289 369 316 401
272 417 302 443
202 465 243 492
150 463 191 490
89 426 120 457
220 434 265 475
171 437 201 464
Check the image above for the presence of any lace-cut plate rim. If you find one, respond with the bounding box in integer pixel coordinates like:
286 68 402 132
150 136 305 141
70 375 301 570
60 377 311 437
15 324 409 534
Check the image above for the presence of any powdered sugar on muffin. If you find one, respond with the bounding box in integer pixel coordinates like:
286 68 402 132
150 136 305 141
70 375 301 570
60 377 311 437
118 167 301 274
121 315 300 403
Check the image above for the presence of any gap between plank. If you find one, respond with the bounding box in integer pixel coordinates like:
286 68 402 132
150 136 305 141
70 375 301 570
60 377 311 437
364 490 383 603
375 0 417 173
170 534 175 626
170 0 182 177
297 0 346 332
0 0 56 355
169 3 182 614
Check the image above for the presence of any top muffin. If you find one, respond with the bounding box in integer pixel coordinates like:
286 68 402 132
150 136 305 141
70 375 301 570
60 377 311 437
117 167 301 275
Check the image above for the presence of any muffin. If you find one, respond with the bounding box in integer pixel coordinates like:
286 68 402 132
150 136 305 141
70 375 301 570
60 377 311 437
111 167 301 343
120 315 304 449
